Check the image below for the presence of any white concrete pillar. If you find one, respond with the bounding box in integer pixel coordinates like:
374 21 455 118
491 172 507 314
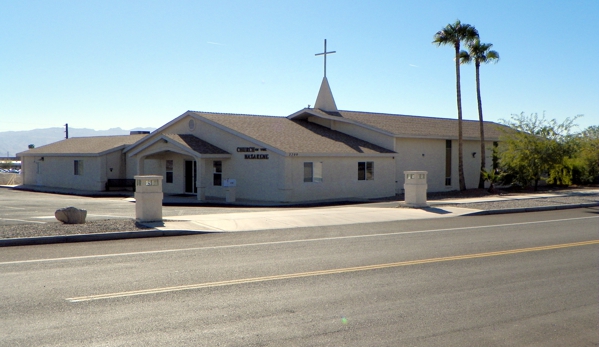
404 171 428 207
134 175 163 222
195 158 205 201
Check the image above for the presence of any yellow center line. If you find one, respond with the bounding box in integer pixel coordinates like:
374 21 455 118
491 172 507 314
66 239 599 303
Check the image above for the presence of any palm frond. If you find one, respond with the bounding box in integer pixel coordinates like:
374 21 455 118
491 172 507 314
432 20 479 49
464 39 500 64
459 50 472 64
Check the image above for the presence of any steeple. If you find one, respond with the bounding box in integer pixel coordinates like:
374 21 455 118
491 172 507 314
314 76 338 111
313 39 338 112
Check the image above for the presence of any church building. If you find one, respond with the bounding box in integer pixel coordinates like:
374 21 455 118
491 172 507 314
18 43 504 203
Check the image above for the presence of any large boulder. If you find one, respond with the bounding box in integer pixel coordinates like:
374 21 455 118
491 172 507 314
55 207 87 224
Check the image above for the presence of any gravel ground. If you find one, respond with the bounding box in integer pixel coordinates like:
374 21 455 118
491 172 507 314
1 188 597 239
434 194 599 210
0 219 155 239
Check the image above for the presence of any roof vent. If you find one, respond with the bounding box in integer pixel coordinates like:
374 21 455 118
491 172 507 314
130 131 150 135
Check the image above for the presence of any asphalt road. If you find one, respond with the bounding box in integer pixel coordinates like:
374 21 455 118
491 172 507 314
1 208 598 346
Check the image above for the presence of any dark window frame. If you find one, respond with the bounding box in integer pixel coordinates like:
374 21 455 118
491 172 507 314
165 160 174 183
303 162 323 183
358 161 374 181
445 140 452 186
74 160 83 176
213 160 222 186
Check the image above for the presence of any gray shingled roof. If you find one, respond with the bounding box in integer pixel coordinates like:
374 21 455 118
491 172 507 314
310 109 506 141
164 134 229 155
17 134 148 156
195 113 395 154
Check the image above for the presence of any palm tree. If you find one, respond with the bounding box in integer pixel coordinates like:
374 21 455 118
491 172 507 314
433 20 479 191
460 39 499 189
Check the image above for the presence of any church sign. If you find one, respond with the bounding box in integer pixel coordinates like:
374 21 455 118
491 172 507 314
244 154 269 160
237 147 269 159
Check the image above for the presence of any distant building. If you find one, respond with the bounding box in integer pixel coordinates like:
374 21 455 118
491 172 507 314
0 157 21 170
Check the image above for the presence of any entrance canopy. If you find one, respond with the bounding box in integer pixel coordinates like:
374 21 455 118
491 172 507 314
127 134 231 162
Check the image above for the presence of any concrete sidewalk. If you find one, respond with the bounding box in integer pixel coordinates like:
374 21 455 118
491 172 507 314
147 188 599 232
148 205 481 232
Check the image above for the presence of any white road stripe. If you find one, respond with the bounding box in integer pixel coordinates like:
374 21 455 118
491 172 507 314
1 215 597 266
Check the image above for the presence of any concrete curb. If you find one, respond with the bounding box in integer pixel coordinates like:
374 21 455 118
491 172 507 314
464 202 599 216
1 203 597 247
0 229 212 247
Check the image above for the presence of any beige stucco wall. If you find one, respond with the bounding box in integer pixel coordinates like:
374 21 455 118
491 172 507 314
21 155 104 191
282 156 396 202
462 140 494 189
394 138 494 193
105 151 126 180
307 116 332 129
20 157 36 186
395 138 447 193
190 116 282 200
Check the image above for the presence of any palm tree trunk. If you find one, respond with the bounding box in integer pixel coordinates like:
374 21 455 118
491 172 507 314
455 44 466 191
476 62 486 189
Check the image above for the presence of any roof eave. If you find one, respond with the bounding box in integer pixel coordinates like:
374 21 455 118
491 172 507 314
288 152 396 157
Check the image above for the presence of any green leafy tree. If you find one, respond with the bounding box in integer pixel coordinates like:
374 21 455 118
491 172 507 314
481 168 504 193
433 20 479 191
574 125 599 183
459 39 499 189
498 112 580 190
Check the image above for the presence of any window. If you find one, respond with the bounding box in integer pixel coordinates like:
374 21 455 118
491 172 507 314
74 160 83 175
445 140 452 186
213 161 222 186
303 162 323 183
165 160 173 184
358 161 374 180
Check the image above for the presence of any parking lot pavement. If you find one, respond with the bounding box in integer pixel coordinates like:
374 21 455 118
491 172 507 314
0 187 295 227
0 188 137 225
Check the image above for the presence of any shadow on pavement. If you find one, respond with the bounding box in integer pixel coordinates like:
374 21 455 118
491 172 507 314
422 207 453 215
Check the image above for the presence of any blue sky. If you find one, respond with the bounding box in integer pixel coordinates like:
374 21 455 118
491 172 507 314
1 0 597 132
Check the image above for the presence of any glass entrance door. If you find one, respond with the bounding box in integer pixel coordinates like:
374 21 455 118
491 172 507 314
184 160 197 193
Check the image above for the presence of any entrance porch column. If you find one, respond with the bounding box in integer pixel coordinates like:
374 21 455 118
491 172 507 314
136 156 145 175
195 158 205 201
